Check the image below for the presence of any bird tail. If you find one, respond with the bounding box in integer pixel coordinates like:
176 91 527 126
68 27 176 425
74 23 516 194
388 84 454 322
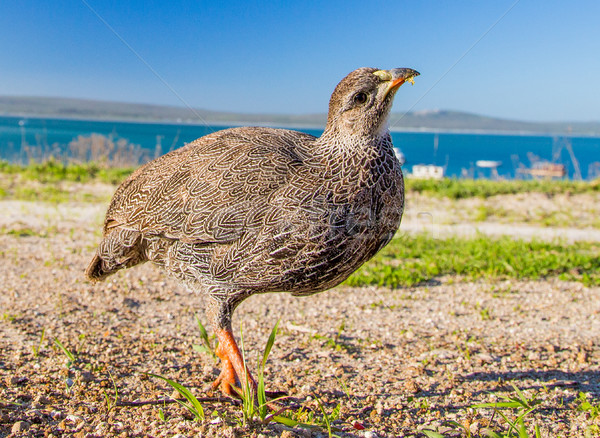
85 254 111 281
85 229 146 281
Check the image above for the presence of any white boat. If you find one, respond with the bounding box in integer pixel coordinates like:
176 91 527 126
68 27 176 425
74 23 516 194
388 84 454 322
476 160 502 168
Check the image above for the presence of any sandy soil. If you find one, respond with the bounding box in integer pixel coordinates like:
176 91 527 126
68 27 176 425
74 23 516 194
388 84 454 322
1 191 599 437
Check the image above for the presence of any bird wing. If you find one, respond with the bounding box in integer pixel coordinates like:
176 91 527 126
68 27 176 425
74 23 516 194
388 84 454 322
103 127 316 244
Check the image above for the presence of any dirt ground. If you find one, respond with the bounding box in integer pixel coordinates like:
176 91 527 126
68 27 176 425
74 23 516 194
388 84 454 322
1 191 599 437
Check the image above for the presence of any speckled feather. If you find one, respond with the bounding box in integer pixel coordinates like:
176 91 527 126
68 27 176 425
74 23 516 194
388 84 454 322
86 67 411 328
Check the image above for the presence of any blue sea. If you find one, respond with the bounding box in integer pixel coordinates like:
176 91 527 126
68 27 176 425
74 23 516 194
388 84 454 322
1 115 599 180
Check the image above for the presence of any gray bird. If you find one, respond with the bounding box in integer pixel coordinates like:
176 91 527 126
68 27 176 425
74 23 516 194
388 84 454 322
86 67 419 397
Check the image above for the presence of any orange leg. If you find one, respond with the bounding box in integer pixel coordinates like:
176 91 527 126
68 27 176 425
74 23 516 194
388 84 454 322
211 327 256 398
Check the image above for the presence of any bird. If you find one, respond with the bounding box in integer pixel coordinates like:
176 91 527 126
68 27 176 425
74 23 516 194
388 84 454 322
86 66 419 398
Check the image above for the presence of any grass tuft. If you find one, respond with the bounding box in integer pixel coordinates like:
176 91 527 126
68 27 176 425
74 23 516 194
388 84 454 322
406 177 600 199
146 373 205 421
346 233 600 288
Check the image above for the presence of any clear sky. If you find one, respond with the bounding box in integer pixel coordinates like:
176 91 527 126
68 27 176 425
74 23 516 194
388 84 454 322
1 1 598 122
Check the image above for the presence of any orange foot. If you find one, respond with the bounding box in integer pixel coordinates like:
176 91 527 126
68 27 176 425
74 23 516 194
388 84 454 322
211 328 256 398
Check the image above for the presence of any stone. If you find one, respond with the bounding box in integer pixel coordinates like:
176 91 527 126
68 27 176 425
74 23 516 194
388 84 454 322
12 421 31 433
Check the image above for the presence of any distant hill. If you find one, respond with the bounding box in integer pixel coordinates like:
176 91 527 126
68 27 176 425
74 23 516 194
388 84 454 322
1 96 599 136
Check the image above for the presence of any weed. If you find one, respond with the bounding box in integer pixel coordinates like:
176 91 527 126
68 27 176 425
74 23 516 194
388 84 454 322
192 315 217 362
1 312 18 322
471 383 541 437
335 377 352 399
576 392 600 429
157 407 166 422
237 321 288 424
313 394 335 438
103 370 119 418
256 320 280 421
54 338 76 366
311 333 349 352
237 324 256 424
146 373 205 421
32 328 46 358
280 399 341 437
479 307 492 321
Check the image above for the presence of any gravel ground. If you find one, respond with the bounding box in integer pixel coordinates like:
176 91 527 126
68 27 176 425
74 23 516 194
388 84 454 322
1 191 599 437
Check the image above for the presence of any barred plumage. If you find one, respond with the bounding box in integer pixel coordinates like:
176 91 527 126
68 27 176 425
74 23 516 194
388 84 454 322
86 67 419 397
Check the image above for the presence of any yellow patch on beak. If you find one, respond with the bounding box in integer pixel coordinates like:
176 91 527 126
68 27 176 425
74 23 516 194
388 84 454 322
373 70 392 81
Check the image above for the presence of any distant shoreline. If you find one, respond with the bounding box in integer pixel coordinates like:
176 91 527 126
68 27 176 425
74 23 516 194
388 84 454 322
2 112 600 139
2 95 600 136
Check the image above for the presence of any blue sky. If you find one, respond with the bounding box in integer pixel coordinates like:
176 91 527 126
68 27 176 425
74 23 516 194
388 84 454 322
1 1 598 122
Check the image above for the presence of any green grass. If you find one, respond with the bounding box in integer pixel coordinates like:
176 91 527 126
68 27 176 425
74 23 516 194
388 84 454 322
405 177 600 199
3 160 599 198
0 159 133 184
147 373 205 421
424 383 542 438
0 160 129 202
345 233 600 288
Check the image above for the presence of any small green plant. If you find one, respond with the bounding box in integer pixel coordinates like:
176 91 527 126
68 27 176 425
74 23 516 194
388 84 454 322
471 383 541 438
577 392 600 419
103 370 119 417
279 398 341 437
256 320 280 421
32 328 46 358
313 394 342 438
1 312 18 322
335 377 352 399
480 307 492 321
54 338 76 366
192 315 218 362
237 324 256 424
577 392 600 438
146 373 205 421
157 407 166 422
237 321 288 424
311 332 350 352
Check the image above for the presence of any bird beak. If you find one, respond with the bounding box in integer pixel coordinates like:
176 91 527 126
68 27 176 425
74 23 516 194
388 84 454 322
374 68 420 97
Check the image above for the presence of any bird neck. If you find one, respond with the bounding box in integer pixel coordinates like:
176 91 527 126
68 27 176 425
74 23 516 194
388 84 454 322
315 126 393 161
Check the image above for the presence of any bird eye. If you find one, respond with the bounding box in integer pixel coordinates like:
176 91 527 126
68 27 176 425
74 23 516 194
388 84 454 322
353 92 368 105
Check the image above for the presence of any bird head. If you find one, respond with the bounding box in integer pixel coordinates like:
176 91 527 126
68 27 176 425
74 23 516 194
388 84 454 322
324 67 419 139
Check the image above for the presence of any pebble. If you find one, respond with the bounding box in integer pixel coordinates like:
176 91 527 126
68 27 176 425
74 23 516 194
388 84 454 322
79 371 94 383
528 351 541 361
469 421 481 434
34 394 51 405
9 376 28 385
12 421 31 433
301 384 314 393
50 410 64 420
297 428 312 438
475 352 494 363
363 431 379 438
404 380 421 393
